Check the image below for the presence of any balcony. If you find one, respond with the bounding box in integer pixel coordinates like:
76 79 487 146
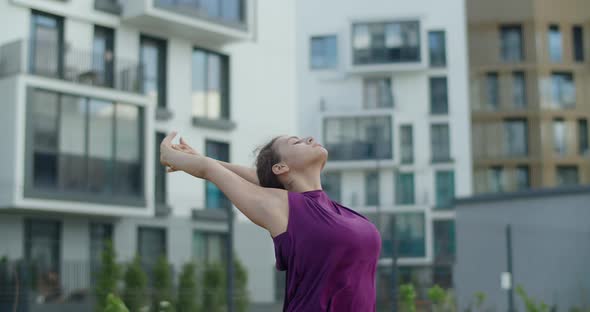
0 39 143 94
120 0 250 44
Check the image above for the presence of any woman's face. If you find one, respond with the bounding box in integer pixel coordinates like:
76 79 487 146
273 135 328 172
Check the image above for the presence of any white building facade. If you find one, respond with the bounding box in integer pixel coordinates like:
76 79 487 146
0 0 295 310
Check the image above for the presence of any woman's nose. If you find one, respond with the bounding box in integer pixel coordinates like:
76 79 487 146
306 137 314 144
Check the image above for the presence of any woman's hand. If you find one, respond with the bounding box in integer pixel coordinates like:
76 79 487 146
160 131 210 179
167 136 200 172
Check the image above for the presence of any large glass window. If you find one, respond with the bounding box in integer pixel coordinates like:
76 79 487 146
25 219 61 278
192 48 230 120
400 125 413 164
488 166 504 193
551 72 575 109
323 116 392 160
485 72 499 110
553 118 567 156
30 11 64 77
205 140 231 209
516 166 530 191
155 132 167 204
364 171 379 206
431 124 451 162
138 227 166 267
573 26 585 62
395 172 414 205
430 77 448 114
140 35 167 109
512 71 526 109
352 21 420 65
503 119 528 157
556 166 578 186
382 213 425 258
26 88 144 200
93 25 115 87
500 25 523 62
364 78 393 108
322 171 341 203
548 25 563 62
434 220 455 263
192 231 228 265
428 31 446 67
579 119 589 155
310 35 338 69
435 171 455 209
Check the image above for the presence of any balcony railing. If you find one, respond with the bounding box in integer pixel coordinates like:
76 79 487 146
0 39 143 94
325 141 392 161
154 0 247 29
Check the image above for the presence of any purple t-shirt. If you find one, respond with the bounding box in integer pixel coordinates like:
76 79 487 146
272 189 381 311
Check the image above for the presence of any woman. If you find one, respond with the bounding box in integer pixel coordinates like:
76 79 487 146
160 131 381 311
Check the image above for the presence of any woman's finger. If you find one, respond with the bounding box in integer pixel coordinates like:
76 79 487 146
180 137 187 145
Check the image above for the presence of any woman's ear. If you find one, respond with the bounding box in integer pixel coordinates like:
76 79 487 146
272 162 290 175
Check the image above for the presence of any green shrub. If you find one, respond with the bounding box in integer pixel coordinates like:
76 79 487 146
153 256 175 312
399 283 417 312
177 263 199 312
105 293 129 312
95 240 120 312
122 256 149 312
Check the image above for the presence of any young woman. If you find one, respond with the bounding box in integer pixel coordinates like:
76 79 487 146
160 131 381 311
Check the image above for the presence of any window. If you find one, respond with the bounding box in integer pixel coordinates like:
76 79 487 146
434 220 455 263
275 270 286 302
382 213 425 258
365 171 379 206
430 77 448 114
400 125 413 164
435 171 455 209
503 119 528 156
428 31 446 67
431 124 451 162
556 166 579 186
548 25 562 62
192 231 228 265
516 166 530 191
323 116 392 160
205 140 231 209
155 132 167 204
310 35 338 69
579 119 589 155
551 72 575 109
352 21 420 65
553 118 567 156
25 219 61 278
93 25 115 87
485 73 499 110
364 78 393 108
192 48 230 120
500 25 524 61
395 172 415 205
90 223 113 281
138 227 166 268
26 88 144 200
30 11 64 77
573 26 584 62
140 35 167 109
512 71 526 108
488 166 504 193
322 171 341 202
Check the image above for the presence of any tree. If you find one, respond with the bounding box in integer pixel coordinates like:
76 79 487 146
201 262 225 312
105 293 129 312
516 285 550 312
399 283 417 312
233 257 249 312
95 240 120 312
152 256 175 312
123 256 148 312
177 263 199 312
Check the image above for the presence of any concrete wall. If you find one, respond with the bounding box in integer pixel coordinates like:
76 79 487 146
454 189 590 312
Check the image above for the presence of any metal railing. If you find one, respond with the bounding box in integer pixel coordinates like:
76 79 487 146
0 39 143 94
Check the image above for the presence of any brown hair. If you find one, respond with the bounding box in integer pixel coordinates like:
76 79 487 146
253 136 285 189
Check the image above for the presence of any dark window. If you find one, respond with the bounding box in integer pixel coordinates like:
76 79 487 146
548 25 562 62
93 25 115 87
400 125 413 164
352 21 420 65
90 223 113 281
500 25 523 61
512 71 526 108
579 119 589 155
435 171 455 209
30 11 64 77
431 124 451 162
205 140 231 209
485 72 499 110
30 89 60 188
310 35 338 69
489 166 504 193
155 132 167 204
430 77 448 114
25 219 61 281
553 118 567 155
556 166 579 186
433 265 453 289
516 166 530 191
364 171 379 206
192 48 230 120
138 227 167 268
434 220 455 263
88 98 115 194
113 103 143 196
503 119 528 156
551 72 575 108
140 35 167 109
573 26 584 62
382 213 425 258
428 31 446 67
395 172 415 205
323 116 392 161
321 171 341 203
364 78 393 108
192 231 228 265
154 0 245 25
